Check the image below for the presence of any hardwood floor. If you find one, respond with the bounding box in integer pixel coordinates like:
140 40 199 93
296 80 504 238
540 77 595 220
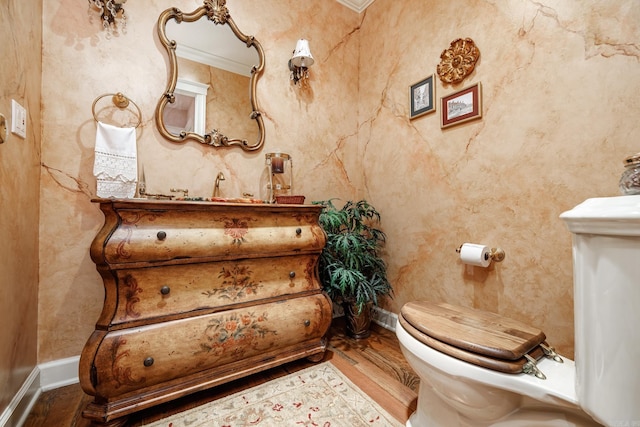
23 320 419 426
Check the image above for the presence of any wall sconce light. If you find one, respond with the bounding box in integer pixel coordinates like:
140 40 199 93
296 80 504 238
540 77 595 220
288 39 314 84
88 0 127 34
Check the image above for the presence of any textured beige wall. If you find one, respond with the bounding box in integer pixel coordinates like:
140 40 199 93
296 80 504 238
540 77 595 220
35 0 640 371
358 0 640 357
0 0 42 412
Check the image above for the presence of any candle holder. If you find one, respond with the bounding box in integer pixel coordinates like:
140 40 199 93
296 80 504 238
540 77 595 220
265 152 293 203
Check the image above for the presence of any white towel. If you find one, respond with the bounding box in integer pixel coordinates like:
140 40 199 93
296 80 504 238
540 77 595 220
93 121 138 198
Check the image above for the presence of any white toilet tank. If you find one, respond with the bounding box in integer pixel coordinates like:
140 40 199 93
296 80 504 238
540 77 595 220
561 195 640 426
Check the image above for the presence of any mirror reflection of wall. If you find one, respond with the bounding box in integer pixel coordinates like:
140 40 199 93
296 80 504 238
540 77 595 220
174 54 258 142
163 78 208 135
203 63 258 143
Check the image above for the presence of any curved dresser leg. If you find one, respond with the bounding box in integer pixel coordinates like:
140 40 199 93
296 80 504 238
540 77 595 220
307 350 326 363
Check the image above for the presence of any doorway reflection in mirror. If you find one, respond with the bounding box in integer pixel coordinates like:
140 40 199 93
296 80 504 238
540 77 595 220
163 79 208 136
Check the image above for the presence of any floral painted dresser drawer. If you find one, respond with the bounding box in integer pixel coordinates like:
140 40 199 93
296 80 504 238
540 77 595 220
93 201 324 265
82 294 331 401
108 253 321 327
80 199 331 426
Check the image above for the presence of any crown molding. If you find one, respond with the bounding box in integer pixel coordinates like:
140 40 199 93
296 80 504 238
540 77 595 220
335 0 375 13
176 45 253 77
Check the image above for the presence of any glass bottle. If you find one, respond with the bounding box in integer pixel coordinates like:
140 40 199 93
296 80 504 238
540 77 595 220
619 152 640 195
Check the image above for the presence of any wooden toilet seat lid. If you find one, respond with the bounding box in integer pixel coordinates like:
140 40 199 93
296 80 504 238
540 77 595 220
400 301 547 373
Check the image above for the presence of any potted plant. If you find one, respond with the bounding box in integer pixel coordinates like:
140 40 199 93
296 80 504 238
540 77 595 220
313 199 393 339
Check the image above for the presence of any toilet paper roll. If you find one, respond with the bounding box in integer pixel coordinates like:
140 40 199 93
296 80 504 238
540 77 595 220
459 243 491 267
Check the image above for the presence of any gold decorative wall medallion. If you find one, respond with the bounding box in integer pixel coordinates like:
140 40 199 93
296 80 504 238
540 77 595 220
437 38 480 84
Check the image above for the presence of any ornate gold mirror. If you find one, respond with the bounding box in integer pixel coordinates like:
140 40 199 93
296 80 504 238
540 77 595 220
156 0 265 151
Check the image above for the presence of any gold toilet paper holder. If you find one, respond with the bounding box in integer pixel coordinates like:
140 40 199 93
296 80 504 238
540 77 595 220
456 245 506 263
489 247 505 262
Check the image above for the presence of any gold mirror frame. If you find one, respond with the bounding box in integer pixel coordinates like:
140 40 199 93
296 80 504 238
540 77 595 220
155 0 265 151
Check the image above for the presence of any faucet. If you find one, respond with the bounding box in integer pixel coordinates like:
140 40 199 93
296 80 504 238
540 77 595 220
213 172 226 197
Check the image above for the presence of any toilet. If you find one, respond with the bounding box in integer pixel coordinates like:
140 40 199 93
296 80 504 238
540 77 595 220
396 196 640 427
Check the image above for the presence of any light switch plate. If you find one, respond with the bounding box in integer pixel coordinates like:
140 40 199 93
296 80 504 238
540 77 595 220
11 99 26 139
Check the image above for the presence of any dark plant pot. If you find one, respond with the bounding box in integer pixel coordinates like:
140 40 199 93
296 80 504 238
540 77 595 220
342 301 373 339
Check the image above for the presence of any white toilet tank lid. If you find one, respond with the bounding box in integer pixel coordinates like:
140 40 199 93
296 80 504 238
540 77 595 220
560 195 640 236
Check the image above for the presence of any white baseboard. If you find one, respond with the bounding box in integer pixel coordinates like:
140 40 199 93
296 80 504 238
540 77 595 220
39 356 80 392
0 368 40 427
371 306 398 331
0 356 79 427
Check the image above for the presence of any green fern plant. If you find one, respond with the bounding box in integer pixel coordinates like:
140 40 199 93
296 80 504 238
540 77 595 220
313 199 393 313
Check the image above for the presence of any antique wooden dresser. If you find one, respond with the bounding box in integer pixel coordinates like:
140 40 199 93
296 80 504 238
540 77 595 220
80 199 332 426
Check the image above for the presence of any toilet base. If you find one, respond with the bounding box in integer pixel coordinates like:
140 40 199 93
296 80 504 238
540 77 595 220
406 381 601 427
397 322 601 427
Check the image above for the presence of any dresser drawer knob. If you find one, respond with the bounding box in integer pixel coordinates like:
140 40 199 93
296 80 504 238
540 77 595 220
304 319 311 327
295 228 302 235
289 271 296 279
143 357 154 367
160 286 171 295
157 231 167 241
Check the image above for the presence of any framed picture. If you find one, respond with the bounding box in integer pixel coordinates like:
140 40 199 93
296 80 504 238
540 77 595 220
440 82 482 128
410 75 435 119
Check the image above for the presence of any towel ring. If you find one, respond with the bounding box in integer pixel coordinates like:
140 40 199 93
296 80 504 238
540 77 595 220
92 92 142 128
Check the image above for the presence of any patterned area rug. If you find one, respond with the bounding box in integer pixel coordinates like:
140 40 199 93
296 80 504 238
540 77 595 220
143 361 403 427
